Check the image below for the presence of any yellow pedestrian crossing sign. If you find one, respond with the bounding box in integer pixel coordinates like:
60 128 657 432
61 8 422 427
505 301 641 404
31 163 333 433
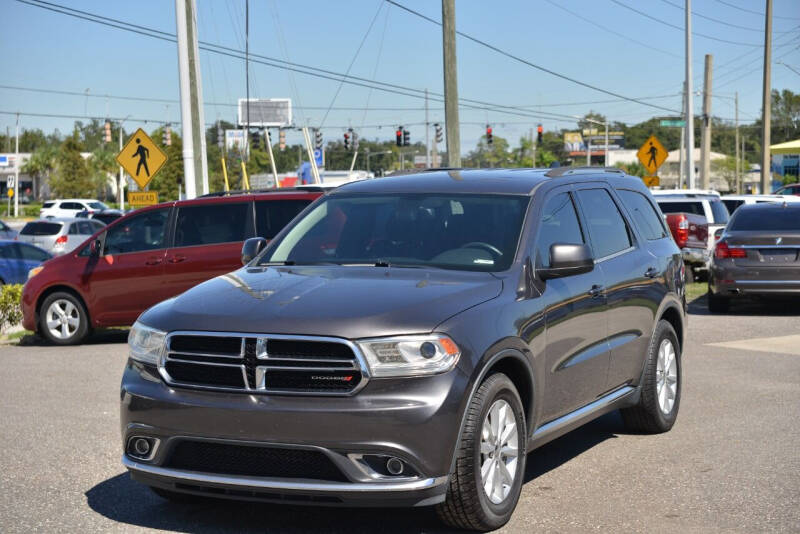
637 135 668 176
116 128 167 189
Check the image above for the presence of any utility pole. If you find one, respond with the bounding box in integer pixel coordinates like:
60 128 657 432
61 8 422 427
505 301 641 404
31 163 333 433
442 0 460 167
118 125 124 208
700 54 713 189
685 0 695 189
530 128 536 167
175 0 209 199
604 121 609 166
14 113 19 217
735 92 740 193
425 89 431 168
760 0 773 194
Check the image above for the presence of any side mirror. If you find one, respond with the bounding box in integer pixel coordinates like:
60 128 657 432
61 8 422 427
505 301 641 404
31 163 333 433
89 239 102 256
241 237 267 265
538 243 594 280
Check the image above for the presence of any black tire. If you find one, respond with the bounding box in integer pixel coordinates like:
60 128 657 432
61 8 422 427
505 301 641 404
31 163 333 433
38 291 89 345
707 291 729 314
621 320 681 433
436 373 527 532
685 267 695 284
150 486 204 503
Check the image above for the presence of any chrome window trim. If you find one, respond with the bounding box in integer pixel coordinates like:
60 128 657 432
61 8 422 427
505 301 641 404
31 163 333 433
159 331 370 396
594 245 636 264
735 245 800 249
123 455 447 493
734 280 800 285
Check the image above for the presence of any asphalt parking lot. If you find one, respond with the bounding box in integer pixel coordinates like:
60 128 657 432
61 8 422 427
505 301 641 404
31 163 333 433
1 297 798 533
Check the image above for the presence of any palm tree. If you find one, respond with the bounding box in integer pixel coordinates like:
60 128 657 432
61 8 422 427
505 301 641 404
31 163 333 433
21 145 57 200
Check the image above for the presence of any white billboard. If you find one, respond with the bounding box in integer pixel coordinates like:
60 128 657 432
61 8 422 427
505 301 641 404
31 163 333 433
238 98 292 128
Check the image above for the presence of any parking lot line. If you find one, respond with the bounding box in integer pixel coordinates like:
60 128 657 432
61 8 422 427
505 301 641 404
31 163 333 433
706 334 800 356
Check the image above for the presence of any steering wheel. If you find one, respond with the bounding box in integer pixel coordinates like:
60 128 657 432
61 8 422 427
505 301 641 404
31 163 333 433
460 241 503 258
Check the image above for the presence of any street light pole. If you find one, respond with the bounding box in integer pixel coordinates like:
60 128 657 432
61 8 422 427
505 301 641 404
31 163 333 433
760 0 773 194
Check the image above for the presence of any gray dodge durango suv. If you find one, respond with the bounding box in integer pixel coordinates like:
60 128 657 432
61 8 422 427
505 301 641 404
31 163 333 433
121 168 686 531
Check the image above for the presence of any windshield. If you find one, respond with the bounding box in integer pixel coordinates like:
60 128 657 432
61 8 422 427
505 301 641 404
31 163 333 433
261 193 530 272
88 201 109 210
21 222 63 236
730 207 800 231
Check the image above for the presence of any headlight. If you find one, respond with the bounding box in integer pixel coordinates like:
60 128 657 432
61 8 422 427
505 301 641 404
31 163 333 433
27 266 44 280
128 321 167 366
357 334 461 377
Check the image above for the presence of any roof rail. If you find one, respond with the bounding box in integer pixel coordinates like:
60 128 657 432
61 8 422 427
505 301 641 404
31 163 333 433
544 166 625 178
198 186 327 198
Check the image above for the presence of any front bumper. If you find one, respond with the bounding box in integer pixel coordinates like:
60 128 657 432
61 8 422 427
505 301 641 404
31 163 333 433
120 361 467 507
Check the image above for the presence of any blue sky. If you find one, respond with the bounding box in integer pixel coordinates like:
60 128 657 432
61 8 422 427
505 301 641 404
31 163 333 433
2 0 799 153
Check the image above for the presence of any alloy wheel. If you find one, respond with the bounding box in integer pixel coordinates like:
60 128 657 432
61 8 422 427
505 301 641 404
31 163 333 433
656 339 678 415
479 399 519 504
45 299 80 340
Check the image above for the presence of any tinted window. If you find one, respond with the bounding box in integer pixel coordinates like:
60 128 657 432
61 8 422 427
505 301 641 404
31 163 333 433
729 207 800 231
657 200 705 216
94 214 119 225
17 243 50 261
61 202 84 210
68 223 80 235
105 209 169 254
255 199 312 239
42 201 55 209
618 190 667 240
78 221 95 234
91 220 106 231
174 203 248 247
709 200 730 224
21 222 62 236
88 201 108 210
576 188 632 258
264 194 529 272
0 243 16 259
0 221 9 231
536 192 584 268
722 199 744 214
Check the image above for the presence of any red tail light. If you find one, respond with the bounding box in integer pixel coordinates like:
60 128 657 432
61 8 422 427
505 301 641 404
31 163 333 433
54 235 68 246
714 241 746 259
674 214 689 249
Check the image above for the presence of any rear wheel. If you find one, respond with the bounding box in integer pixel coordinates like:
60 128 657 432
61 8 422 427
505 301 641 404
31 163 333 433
684 267 695 284
707 291 729 314
437 373 526 531
38 292 89 345
621 320 681 433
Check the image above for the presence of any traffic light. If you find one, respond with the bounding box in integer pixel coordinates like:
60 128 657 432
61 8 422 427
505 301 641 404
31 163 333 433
250 130 260 150
537 124 543 144
103 121 112 143
352 131 359 151
217 122 224 149
403 128 410 147
279 129 286 151
486 125 493 145
344 131 351 150
314 129 322 150
396 127 403 147
164 124 172 146
434 123 443 143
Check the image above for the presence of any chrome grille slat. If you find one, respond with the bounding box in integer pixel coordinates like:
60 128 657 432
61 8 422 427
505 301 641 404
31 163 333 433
159 332 368 396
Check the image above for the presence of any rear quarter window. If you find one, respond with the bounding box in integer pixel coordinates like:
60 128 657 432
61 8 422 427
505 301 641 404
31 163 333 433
708 200 730 224
617 190 667 240
657 200 704 217
42 201 55 209
21 222 63 235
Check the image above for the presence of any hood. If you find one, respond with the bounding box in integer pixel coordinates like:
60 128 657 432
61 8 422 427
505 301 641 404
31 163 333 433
140 265 503 339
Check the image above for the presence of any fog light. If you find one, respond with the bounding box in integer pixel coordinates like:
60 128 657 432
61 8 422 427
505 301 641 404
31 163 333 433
127 436 158 460
133 438 151 456
386 457 405 475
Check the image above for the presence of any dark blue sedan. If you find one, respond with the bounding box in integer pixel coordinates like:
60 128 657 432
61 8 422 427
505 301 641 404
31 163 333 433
0 240 52 285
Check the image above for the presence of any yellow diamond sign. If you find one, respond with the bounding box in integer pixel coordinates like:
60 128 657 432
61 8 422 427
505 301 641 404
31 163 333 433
116 128 167 189
637 135 668 176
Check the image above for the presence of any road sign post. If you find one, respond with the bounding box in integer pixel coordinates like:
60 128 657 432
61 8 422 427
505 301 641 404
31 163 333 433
116 128 168 190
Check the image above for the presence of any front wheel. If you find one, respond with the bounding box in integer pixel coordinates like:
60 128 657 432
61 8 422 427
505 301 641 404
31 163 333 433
38 292 89 345
621 320 681 433
437 373 526 531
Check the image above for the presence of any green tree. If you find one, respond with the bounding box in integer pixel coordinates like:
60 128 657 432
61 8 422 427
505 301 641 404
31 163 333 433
88 147 117 201
464 135 513 167
711 156 738 191
21 145 57 199
143 126 183 201
49 132 94 198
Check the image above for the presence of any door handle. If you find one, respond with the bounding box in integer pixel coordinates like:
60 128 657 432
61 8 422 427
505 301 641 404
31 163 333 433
144 257 162 266
644 267 659 278
588 284 604 298
168 255 187 264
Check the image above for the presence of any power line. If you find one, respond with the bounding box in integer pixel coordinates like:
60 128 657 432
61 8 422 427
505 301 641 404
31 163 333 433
16 0 593 124
659 0 792 33
608 0 761 46
384 0 681 114
711 0 800 21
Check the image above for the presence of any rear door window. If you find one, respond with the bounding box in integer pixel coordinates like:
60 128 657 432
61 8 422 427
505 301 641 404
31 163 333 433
78 221 95 234
105 209 169 255
535 192 585 268
576 188 633 259
618 190 667 240
255 199 312 239
174 202 249 247
17 243 50 261
61 202 84 210
20 222 62 236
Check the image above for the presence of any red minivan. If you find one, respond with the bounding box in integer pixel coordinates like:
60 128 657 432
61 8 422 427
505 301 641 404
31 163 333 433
22 188 323 344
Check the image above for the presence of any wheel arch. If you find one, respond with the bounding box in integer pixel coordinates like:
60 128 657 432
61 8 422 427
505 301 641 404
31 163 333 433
35 284 91 329
658 303 684 353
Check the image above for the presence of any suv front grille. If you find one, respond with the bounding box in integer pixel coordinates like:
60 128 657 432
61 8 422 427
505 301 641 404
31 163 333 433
164 440 348 482
160 333 365 395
